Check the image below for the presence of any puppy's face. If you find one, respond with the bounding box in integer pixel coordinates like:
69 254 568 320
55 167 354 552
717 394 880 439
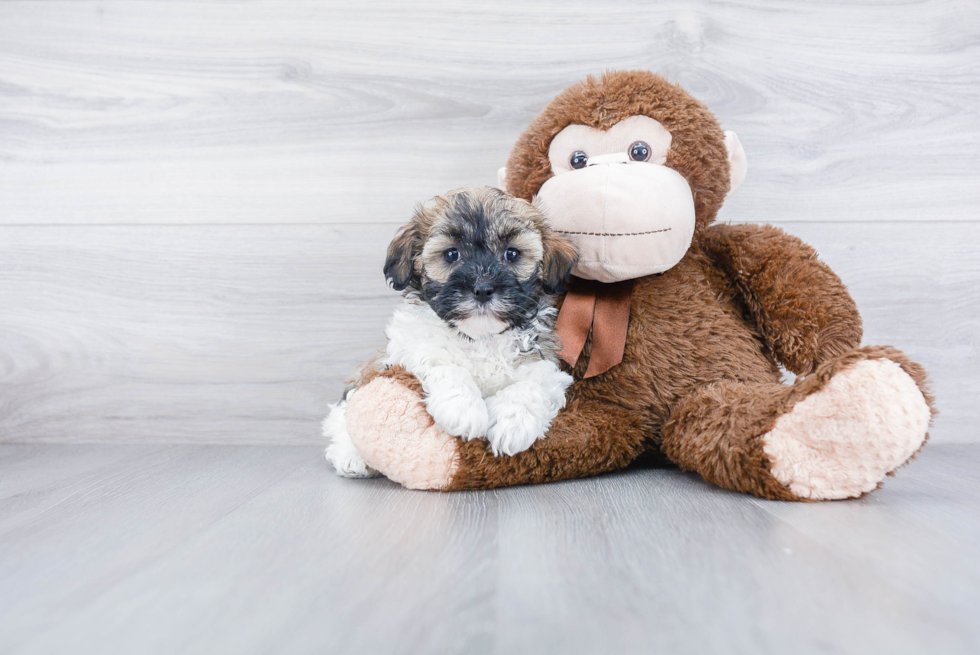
384 187 578 338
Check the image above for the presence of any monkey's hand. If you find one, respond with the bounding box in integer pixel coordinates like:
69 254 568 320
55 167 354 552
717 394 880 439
420 365 489 440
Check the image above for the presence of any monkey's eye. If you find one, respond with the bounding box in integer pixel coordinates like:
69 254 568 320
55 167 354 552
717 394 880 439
504 248 520 263
569 151 588 169
444 248 460 263
629 141 651 162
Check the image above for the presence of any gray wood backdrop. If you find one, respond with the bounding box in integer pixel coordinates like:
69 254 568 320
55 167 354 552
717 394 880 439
1 0 977 445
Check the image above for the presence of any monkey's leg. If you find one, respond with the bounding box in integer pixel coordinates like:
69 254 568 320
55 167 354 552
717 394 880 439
345 368 650 491
661 346 934 501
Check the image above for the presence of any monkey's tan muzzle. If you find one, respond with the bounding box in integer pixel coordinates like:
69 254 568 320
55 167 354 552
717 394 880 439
534 155 696 283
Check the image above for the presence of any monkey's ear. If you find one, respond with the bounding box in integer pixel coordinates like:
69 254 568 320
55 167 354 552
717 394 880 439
497 167 509 194
724 131 747 196
540 229 578 295
383 222 420 291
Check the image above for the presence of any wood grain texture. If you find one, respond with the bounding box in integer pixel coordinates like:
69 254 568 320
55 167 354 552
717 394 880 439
0 0 977 225
0 221 975 444
0 223 400 444
0 443 977 654
0 1 977 446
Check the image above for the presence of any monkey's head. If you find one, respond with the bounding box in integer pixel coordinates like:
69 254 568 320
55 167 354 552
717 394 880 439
499 70 747 283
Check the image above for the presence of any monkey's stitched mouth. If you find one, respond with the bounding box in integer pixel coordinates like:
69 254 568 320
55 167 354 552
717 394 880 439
555 227 672 237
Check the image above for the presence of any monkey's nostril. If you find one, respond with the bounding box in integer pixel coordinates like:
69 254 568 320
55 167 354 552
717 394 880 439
473 282 495 302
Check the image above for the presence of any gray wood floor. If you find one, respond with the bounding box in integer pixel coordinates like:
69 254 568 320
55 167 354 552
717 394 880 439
1 443 978 654
1 0 979 446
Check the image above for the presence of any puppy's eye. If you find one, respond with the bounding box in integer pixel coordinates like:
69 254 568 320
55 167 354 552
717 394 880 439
444 248 460 263
569 151 588 169
504 248 520 263
629 141 651 162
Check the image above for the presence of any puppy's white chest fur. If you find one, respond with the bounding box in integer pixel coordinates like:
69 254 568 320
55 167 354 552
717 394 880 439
375 298 572 457
383 301 538 397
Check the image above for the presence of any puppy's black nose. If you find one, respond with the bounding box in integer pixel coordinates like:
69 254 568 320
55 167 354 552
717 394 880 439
473 282 495 303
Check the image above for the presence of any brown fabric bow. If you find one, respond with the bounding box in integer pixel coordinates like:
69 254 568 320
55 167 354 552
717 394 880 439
554 276 634 378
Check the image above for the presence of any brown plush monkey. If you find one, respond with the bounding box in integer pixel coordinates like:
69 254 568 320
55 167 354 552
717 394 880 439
342 70 934 500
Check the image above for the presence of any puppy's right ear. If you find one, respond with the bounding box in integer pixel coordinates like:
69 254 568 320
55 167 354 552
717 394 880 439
383 221 420 291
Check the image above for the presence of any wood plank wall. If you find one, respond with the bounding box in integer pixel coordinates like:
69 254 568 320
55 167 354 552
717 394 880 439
1 1 977 444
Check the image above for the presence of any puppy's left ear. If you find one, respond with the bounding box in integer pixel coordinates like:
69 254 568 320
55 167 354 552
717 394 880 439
539 229 578 295
383 220 420 291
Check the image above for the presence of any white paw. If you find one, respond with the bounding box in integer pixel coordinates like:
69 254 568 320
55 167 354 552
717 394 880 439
425 387 489 441
326 443 378 478
323 400 379 479
485 395 545 456
763 359 930 500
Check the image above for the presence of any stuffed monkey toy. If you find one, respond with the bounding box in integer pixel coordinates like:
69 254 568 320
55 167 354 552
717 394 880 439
342 70 935 500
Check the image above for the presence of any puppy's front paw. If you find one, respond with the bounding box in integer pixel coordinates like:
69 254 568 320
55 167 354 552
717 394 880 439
323 401 380 479
485 396 544 456
326 442 379 479
425 388 489 441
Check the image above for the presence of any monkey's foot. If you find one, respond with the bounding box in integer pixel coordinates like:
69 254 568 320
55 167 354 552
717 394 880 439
346 376 458 490
762 358 931 500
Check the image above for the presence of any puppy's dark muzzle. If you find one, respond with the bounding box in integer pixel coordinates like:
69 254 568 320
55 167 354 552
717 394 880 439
473 281 496 303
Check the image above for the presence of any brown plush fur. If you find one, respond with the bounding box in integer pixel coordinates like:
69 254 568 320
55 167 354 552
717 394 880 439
702 224 863 375
662 345 935 501
444 70 936 496
351 70 935 499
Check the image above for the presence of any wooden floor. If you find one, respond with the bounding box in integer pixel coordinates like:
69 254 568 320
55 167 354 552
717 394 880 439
1 443 978 654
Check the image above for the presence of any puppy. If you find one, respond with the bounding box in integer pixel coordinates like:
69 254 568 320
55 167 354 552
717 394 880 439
324 186 578 478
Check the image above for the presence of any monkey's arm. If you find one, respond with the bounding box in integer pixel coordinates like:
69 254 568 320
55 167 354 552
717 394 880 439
703 223 862 375
345 367 649 490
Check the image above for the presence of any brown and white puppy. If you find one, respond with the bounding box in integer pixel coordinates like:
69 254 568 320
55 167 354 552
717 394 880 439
324 186 578 477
